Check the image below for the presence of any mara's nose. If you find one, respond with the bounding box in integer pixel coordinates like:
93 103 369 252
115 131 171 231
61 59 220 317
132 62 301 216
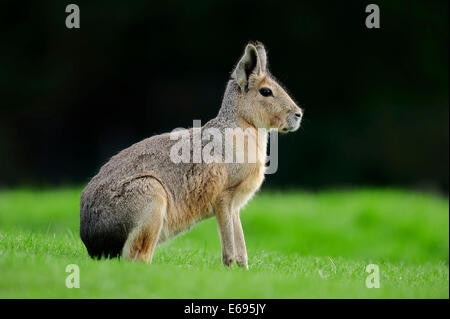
295 112 302 119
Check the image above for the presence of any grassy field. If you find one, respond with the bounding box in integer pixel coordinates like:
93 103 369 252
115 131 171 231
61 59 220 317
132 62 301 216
0 187 448 298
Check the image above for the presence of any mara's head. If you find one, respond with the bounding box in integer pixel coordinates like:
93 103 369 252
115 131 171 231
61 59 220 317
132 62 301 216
231 42 303 133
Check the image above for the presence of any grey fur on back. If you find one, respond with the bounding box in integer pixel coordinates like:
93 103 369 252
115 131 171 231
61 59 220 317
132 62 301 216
80 81 241 258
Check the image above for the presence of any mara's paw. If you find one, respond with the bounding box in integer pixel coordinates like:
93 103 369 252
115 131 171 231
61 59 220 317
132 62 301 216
222 255 234 267
236 259 249 270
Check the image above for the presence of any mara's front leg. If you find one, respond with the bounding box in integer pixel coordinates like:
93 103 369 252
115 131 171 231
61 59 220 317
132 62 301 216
215 194 235 267
233 211 248 269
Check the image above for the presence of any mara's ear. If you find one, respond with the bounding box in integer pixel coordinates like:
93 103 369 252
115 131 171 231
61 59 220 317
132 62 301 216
232 43 264 91
255 42 267 72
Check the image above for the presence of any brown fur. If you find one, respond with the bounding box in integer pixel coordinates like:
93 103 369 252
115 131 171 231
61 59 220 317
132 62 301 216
80 42 302 268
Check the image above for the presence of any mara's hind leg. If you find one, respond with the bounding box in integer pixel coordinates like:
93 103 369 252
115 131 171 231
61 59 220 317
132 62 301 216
122 179 167 263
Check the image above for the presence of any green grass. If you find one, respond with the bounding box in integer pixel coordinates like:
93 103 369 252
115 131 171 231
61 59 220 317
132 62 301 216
0 187 448 298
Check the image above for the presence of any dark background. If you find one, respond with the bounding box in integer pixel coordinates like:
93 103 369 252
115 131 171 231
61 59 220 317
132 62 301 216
0 0 448 192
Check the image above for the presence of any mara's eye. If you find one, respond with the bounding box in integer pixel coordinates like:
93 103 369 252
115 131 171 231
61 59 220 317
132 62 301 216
259 87 273 97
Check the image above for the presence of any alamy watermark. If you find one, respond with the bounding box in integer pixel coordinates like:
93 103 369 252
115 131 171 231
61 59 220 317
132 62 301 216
65 264 80 288
169 120 279 174
65 4 380 30
365 4 380 29
65 4 80 29
317 260 381 289
365 264 380 288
